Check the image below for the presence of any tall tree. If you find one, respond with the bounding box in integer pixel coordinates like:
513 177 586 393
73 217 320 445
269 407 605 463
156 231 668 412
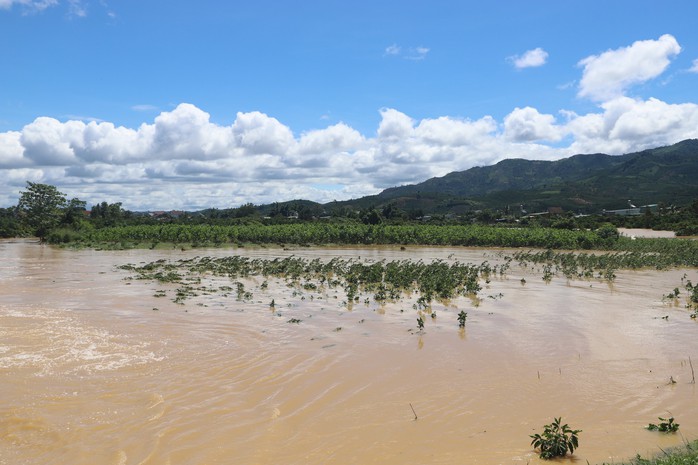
16 182 67 241
62 198 88 227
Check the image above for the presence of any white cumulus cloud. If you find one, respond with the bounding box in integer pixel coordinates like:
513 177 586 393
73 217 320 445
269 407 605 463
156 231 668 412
564 96 698 154
1 97 697 210
510 48 549 69
503 107 561 142
578 34 681 102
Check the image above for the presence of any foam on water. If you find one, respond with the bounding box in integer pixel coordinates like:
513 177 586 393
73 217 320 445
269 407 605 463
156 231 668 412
0 304 164 376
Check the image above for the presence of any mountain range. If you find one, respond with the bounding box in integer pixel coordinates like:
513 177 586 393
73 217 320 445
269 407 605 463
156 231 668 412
326 139 698 213
261 139 698 216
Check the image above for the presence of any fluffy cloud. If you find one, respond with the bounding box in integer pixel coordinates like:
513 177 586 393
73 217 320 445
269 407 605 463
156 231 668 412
231 111 294 156
565 96 698 154
20 117 83 165
1 97 697 210
510 48 549 69
297 123 364 157
503 107 560 142
0 131 26 168
578 34 681 101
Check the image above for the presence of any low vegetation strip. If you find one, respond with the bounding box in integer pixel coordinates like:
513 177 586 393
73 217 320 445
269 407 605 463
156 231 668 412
56 223 698 267
57 223 617 249
601 440 698 465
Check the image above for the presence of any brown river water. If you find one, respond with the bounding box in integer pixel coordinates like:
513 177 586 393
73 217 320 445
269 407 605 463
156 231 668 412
1 239 697 465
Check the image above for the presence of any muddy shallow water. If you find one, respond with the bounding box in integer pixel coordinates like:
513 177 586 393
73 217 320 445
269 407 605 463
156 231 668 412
1 240 697 465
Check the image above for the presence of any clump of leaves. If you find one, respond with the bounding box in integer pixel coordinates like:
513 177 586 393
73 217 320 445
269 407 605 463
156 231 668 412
665 287 681 299
530 417 581 459
647 417 679 433
458 310 467 328
416 317 425 331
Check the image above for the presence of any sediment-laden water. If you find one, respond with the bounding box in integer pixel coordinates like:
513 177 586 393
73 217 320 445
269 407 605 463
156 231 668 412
1 239 696 464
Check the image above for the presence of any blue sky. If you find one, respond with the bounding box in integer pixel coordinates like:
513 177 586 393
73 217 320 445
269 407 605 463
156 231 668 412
2 0 698 210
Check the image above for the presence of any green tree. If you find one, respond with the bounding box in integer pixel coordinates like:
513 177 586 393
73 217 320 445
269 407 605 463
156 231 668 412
360 208 383 225
235 203 257 218
90 201 126 227
62 198 88 227
0 207 23 238
16 182 67 241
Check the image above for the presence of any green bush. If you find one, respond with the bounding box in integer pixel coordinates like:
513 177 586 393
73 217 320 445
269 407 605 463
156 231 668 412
646 417 679 433
530 417 581 459
596 223 620 241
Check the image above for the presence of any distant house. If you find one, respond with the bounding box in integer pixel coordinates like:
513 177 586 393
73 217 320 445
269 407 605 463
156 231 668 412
602 207 641 216
603 203 658 216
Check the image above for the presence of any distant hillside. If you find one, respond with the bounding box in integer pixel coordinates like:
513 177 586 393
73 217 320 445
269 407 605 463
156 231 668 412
331 139 698 214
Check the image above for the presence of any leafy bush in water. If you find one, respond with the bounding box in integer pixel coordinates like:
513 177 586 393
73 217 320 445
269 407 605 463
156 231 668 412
530 417 581 459
647 417 679 433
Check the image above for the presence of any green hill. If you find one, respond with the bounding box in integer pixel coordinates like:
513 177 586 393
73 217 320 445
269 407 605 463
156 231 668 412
332 139 698 214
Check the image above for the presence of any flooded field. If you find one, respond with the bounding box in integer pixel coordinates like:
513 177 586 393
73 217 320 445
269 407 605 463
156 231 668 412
1 239 697 465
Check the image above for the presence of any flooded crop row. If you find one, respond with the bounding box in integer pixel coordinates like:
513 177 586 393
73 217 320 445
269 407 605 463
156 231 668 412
1 240 696 464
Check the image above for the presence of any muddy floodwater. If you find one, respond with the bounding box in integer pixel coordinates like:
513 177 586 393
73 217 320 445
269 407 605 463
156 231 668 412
1 240 697 465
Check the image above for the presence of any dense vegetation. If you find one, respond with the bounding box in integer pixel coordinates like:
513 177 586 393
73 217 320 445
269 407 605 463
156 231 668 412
57 222 619 249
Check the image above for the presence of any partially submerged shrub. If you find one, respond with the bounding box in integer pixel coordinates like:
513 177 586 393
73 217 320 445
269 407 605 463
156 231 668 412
457 310 467 328
530 417 581 459
647 417 679 433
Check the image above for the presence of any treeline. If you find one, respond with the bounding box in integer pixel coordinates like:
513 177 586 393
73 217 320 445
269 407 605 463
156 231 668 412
4 181 698 244
0 182 144 240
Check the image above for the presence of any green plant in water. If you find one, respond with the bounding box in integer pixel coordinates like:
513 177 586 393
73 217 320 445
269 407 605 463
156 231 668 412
416 317 424 331
458 310 467 328
530 417 581 459
665 287 681 299
647 417 679 433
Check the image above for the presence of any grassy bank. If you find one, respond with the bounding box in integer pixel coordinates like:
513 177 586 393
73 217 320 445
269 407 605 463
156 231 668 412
602 440 698 464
